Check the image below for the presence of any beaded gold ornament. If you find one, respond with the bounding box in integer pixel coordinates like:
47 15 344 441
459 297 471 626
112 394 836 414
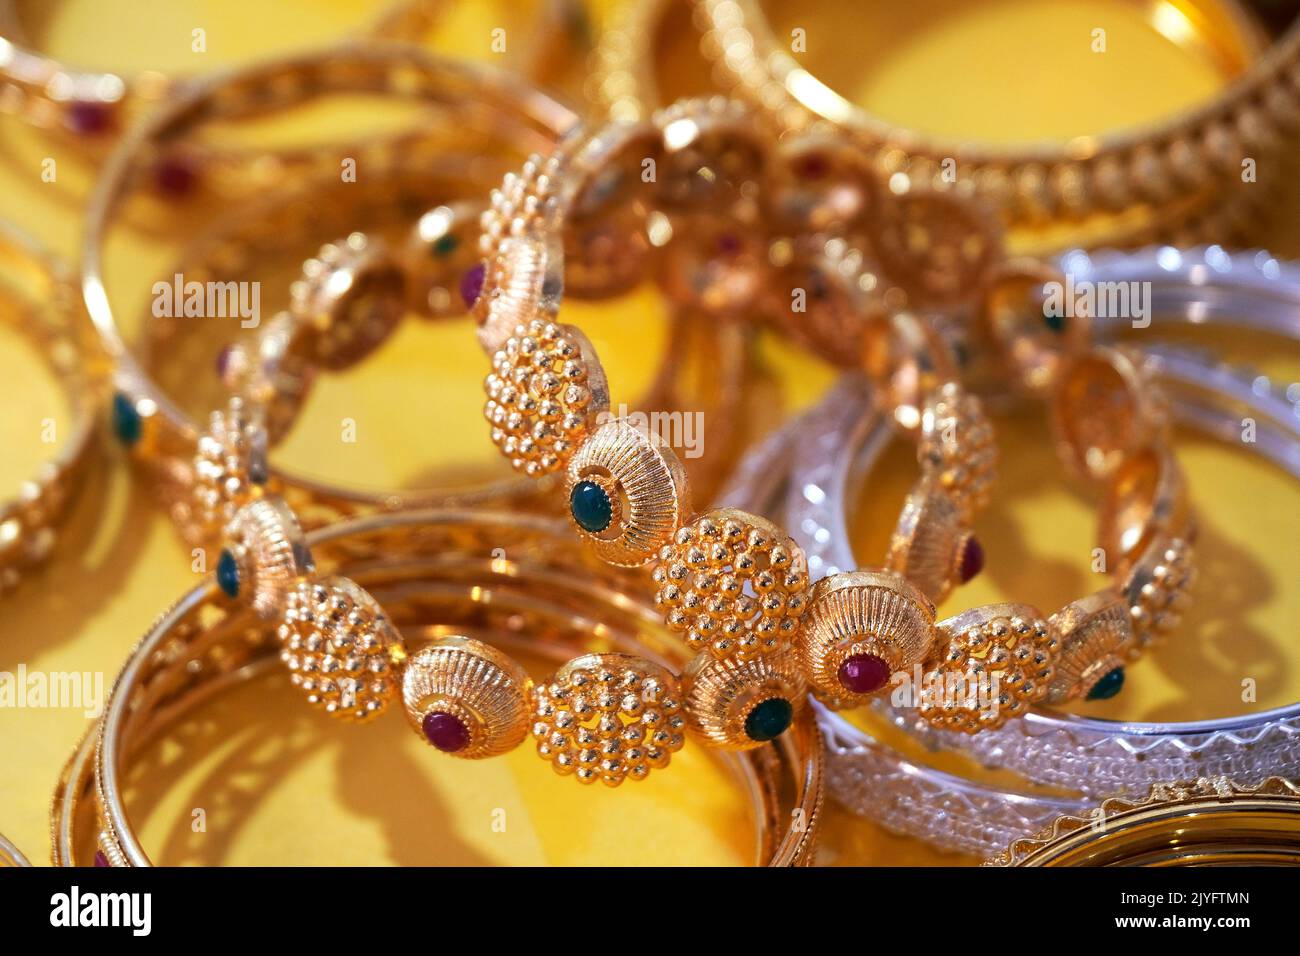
468 103 1198 734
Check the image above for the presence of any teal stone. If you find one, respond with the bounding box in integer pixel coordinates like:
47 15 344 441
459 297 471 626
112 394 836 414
432 234 458 258
1043 311 1067 334
570 480 612 533
744 698 793 742
216 548 240 598
111 392 142 447
1087 667 1125 701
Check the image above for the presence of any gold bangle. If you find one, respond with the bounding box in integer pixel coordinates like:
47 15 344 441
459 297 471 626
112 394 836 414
88 45 575 530
0 220 105 592
0 831 31 867
0 1 582 153
691 0 1300 252
50 507 822 865
467 108 1198 733
987 776 1300 866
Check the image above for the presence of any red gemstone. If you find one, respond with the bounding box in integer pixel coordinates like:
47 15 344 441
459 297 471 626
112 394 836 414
67 101 113 136
959 536 985 583
838 653 890 694
421 711 470 753
796 153 830 180
153 155 199 199
459 262 486 308
93 850 109 867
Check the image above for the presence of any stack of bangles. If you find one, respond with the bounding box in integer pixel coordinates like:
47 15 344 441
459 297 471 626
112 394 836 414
18 24 1299 867
722 249 1300 856
461 113 1195 752
54 509 822 867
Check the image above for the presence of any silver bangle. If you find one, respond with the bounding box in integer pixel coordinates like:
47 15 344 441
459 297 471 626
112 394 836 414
722 335 1300 855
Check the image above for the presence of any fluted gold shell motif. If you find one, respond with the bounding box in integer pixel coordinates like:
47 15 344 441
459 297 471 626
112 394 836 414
798 570 935 707
401 637 532 759
484 318 610 478
568 418 691 566
226 495 314 619
885 480 966 606
1045 591 1135 703
681 648 806 751
530 653 686 787
653 508 808 659
279 575 407 722
923 603 1057 733
184 396 268 550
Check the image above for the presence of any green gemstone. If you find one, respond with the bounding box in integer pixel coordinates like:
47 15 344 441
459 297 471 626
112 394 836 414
744 698 793 742
570 480 612 533
1087 667 1125 701
216 548 240 598
431 234 458 258
111 392 142 447
1043 311 1067 334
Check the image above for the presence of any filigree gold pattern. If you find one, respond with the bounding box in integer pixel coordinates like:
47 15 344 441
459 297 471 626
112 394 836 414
484 318 610 477
918 383 997 521
183 396 268 550
530 653 686 786
279 576 406 722
923 604 1057 733
1124 535 1197 648
654 508 808 660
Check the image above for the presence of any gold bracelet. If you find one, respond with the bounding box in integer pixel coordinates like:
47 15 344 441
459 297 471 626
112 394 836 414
50 507 822 865
987 776 1300 866
88 46 756 553
0 1 582 153
88 45 574 532
0 220 105 592
689 0 1300 252
467 107 1199 733
592 0 1299 252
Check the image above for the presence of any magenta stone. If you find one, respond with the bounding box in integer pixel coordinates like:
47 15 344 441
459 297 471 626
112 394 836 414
838 653 890 694
796 153 830 180
93 850 109 868
153 155 198 199
459 262 486 308
421 711 470 753
959 536 985 584
67 100 113 136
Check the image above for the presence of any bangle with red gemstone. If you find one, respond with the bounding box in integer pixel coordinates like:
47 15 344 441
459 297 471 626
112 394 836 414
57 506 823 865
465 107 1197 732
0 1 583 156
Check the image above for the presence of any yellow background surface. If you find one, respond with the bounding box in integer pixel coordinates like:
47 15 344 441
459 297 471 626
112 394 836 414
1 0 1299 867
